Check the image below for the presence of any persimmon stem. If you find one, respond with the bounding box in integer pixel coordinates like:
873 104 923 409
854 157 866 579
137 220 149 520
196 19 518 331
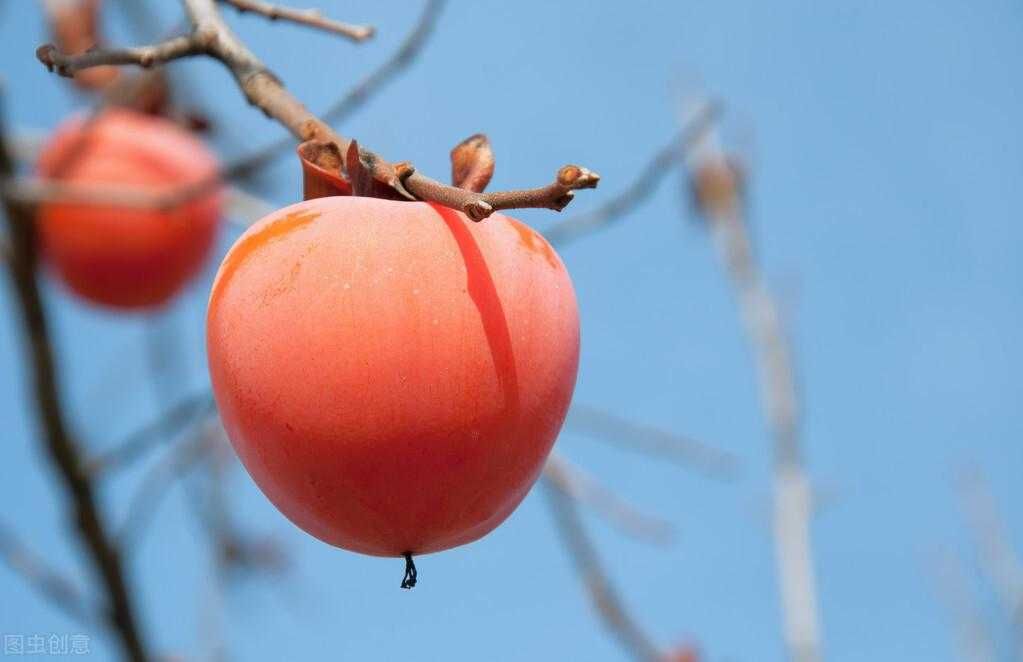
400 552 418 589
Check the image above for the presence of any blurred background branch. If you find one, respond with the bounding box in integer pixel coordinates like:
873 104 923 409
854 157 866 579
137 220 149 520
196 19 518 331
544 452 675 547
0 105 150 660
544 101 719 248
565 403 740 480
0 518 97 627
683 106 822 662
543 477 664 662
956 467 1023 659
218 0 375 41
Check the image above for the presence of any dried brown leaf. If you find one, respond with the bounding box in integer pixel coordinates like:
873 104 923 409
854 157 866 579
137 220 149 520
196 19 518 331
450 133 494 192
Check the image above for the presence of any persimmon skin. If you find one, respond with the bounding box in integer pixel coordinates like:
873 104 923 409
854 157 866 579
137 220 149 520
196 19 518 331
36 109 222 309
207 197 580 556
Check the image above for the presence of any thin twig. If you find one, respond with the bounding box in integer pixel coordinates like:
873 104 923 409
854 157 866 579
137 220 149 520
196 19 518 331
2 175 218 210
930 549 997 662
191 443 290 578
956 467 1023 656
219 0 374 41
565 404 740 480
544 452 674 546
687 121 822 662
34 0 597 220
322 0 442 124
85 392 216 476
0 102 150 661
37 35 202 76
225 0 445 177
7 129 274 227
118 417 221 549
404 165 599 221
543 101 719 247
0 519 97 626
542 478 663 662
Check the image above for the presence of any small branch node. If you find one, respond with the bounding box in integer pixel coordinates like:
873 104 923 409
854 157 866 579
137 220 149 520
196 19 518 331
558 164 600 189
464 199 494 222
35 45 62 75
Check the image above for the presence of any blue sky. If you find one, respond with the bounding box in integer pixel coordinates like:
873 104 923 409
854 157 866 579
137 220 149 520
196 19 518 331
1 1 1021 660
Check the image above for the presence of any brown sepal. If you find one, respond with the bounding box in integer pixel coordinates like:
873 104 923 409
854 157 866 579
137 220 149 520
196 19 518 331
344 140 414 201
120 70 172 117
179 110 213 134
297 140 352 200
450 133 494 192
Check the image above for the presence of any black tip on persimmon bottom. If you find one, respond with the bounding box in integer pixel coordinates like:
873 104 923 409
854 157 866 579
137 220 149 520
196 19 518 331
400 552 417 590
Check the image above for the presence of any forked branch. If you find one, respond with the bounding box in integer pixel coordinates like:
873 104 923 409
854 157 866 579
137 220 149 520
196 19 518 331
543 478 663 662
544 101 719 247
0 123 149 660
224 0 446 178
34 0 598 221
685 114 822 662
0 520 96 626
544 453 674 546
218 0 374 41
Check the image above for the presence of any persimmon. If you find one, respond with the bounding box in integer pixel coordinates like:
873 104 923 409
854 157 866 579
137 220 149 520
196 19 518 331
206 196 579 581
36 109 222 309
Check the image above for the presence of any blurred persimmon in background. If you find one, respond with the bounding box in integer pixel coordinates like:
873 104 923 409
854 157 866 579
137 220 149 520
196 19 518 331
36 109 222 309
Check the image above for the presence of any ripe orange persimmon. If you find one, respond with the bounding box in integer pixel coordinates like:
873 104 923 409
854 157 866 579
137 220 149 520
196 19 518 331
36 109 222 309
207 196 579 564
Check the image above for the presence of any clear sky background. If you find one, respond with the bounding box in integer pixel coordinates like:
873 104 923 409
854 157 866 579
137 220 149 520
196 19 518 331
1 1 1022 660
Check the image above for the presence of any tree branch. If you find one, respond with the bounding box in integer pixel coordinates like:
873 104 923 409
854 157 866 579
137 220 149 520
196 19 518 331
34 0 597 220
543 101 719 247
544 452 674 546
321 0 443 124
86 392 216 476
930 549 997 662
2 175 218 211
0 111 150 661
565 404 740 480
224 0 445 178
686 119 822 662
5 128 274 229
955 467 1023 657
118 416 221 549
403 165 599 222
36 35 202 77
218 0 373 41
542 478 663 662
0 519 97 627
